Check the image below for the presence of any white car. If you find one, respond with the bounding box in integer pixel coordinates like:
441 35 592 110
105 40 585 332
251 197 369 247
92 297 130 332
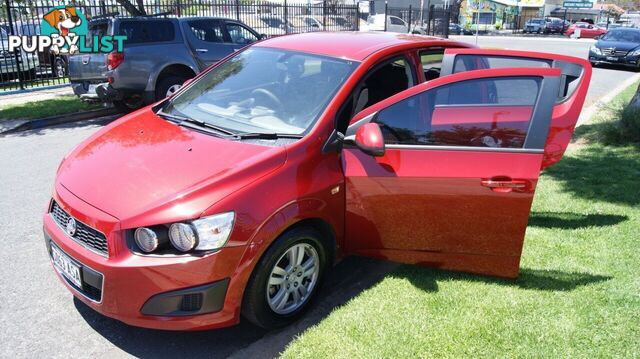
1 28 40 83
363 14 408 33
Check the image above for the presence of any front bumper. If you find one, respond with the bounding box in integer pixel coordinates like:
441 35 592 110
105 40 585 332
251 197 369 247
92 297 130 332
589 53 639 68
43 185 248 330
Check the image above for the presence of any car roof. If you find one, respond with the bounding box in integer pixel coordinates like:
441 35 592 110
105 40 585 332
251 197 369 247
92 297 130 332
257 31 457 61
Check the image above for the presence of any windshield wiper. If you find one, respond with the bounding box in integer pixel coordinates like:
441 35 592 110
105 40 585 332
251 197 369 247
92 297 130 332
156 110 235 136
232 132 304 140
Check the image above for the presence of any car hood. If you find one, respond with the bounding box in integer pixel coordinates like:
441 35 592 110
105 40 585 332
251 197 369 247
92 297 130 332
596 40 640 51
57 108 287 226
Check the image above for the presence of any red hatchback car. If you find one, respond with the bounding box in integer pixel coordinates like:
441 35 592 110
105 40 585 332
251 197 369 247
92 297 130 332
566 22 607 38
44 32 591 330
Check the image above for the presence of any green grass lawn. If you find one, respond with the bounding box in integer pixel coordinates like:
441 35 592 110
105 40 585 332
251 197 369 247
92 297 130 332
281 84 640 357
0 95 101 121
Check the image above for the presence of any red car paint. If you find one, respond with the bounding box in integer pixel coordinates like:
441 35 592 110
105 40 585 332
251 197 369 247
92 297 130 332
44 32 591 330
565 22 607 38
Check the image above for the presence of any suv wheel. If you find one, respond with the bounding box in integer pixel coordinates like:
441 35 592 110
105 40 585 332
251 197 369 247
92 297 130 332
242 227 329 329
155 75 189 101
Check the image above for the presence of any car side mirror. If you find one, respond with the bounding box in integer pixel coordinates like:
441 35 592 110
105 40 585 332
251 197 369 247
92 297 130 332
259 34 268 40
347 123 385 157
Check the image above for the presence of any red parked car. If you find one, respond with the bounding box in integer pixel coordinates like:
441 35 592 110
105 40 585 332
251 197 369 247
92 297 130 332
44 32 592 330
566 22 607 38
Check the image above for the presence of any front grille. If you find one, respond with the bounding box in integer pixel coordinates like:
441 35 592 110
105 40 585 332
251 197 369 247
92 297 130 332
50 201 109 256
180 293 204 312
602 48 628 57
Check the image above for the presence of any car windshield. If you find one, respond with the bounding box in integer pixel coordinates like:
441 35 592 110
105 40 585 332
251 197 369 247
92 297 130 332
529 19 544 24
600 30 640 43
162 47 357 135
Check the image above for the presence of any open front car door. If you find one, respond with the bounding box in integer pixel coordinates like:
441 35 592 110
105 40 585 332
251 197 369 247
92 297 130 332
343 59 590 278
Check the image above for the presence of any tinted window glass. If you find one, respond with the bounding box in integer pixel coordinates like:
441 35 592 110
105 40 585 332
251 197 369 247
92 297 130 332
373 77 541 148
352 57 414 116
453 55 551 73
119 20 175 44
226 23 258 44
86 22 109 48
390 17 404 25
188 20 224 43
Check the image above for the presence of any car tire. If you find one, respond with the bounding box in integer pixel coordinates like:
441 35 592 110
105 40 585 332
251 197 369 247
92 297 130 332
113 94 144 113
242 227 330 329
155 75 188 101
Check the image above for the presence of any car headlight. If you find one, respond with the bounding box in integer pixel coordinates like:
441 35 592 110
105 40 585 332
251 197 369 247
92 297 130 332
631 48 640 57
168 212 235 252
590 45 602 55
135 227 160 253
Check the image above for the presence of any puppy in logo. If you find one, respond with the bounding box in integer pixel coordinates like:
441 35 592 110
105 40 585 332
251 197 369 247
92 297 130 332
43 7 82 54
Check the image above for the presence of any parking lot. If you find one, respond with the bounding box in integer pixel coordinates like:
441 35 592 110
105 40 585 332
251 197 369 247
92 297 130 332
1 36 639 358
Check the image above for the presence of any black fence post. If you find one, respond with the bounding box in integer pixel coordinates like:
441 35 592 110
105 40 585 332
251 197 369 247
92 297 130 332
384 2 388 32
4 0 24 90
408 5 412 33
356 2 360 31
284 0 289 34
235 0 240 20
323 0 327 28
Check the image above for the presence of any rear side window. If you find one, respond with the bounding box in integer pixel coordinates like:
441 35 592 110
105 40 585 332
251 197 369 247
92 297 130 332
87 22 109 47
119 20 175 44
373 76 541 148
188 20 224 43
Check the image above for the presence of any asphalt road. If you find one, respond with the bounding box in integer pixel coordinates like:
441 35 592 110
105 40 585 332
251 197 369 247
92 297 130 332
0 36 636 358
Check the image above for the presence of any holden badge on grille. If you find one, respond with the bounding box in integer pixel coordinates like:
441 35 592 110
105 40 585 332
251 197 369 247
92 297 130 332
66 218 77 236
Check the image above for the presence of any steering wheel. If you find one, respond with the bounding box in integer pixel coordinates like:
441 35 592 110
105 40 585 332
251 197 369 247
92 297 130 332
252 88 283 112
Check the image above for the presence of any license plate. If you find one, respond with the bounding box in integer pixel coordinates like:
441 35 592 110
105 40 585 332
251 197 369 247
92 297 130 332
606 56 618 61
51 244 82 288
88 84 98 94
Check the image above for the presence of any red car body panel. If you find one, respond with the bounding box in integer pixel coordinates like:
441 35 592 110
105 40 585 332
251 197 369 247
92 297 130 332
43 32 590 330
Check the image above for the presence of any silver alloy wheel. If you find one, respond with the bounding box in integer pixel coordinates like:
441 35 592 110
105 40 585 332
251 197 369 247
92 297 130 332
266 243 319 315
166 84 181 97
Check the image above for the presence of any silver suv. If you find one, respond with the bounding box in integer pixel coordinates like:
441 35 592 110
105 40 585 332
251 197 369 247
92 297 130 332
69 16 263 112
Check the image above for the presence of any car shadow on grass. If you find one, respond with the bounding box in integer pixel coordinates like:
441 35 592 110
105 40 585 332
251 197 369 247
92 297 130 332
391 266 612 294
528 211 627 229
542 145 640 206
73 256 398 359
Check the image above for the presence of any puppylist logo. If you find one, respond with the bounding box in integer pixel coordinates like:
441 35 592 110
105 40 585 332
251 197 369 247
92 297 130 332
7 6 126 55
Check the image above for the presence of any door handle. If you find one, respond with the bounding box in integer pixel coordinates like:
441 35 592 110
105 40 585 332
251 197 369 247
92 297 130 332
481 178 528 193
195 48 208 53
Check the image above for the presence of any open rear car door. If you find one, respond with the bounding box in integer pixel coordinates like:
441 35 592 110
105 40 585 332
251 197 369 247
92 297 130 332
342 51 591 278
440 48 592 168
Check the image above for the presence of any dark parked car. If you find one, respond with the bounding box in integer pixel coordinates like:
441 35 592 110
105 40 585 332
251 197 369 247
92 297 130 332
589 28 640 70
69 16 263 112
545 18 566 34
449 23 473 35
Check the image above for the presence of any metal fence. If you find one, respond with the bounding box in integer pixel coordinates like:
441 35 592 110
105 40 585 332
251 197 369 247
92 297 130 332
1 0 450 92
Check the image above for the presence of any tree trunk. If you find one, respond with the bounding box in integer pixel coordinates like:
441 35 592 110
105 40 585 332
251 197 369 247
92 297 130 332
114 0 144 16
